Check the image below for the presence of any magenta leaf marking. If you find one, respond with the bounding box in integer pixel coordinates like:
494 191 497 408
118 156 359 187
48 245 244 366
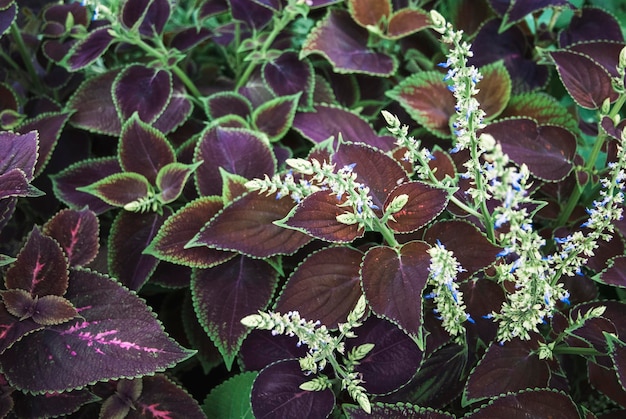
62 320 164 354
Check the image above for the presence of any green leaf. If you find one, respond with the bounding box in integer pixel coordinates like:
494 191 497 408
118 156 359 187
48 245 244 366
202 371 257 418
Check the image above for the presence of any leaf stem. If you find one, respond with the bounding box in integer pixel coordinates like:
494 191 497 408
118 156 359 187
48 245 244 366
10 23 44 92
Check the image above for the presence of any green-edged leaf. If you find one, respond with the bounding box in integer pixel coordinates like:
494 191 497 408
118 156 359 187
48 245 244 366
203 371 257 418
343 402 454 418
113 64 172 123
17 111 71 177
252 93 301 142
157 161 202 204
77 172 151 208
347 0 391 29
43 207 100 268
500 91 580 133
63 26 116 71
465 389 579 418
385 8 432 39
2 290 77 326
384 181 448 234
477 60 511 121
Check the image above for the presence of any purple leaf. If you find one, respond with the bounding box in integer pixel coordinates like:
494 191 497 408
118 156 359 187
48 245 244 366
157 162 201 203
228 0 273 29
169 26 213 52
12 388 98 418
361 241 431 339
0 130 37 180
51 157 122 214
2 290 77 326
0 302 42 355
600 256 626 288
0 2 16 38
501 0 571 31
263 51 313 106
64 26 115 71
113 65 172 123
68 70 121 136
465 389 580 418
347 0 390 29
194 126 276 196
109 210 170 291
5 227 68 297
275 247 363 329
567 41 626 78
192 255 278 369
384 181 448 234
145 196 235 268
559 7 624 47
0 169 42 200
481 118 576 181
607 334 626 394
347 316 423 395
0 268 195 393
17 112 70 177
119 115 175 185
386 8 431 39
153 79 194 134
204 91 252 121
77 172 151 208
301 9 397 76
121 0 171 36
239 329 308 371
549 49 618 109
343 403 454 418
252 93 301 142
251 359 335 418
42 208 100 268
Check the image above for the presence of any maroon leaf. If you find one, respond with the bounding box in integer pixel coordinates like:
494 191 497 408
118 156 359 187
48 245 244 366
465 389 580 419
361 241 431 339
157 162 200 203
275 247 363 329
301 9 397 76
239 329 308 371
5 227 68 297
78 172 151 208
113 64 172 123
252 93 300 142
251 359 335 418
600 256 626 288
481 118 576 181
0 302 42 355
550 50 619 109
145 196 235 268
0 2 16 38
204 91 252 120
137 374 205 418
119 115 175 184
386 8 431 39
68 70 121 135
0 130 37 181
64 26 115 71
500 92 579 133
568 41 626 79
121 0 170 36
17 112 70 177
153 82 194 134
501 0 571 31
43 208 100 268
476 60 512 121
0 268 194 393
263 51 313 106
194 126 276 196
347 0 390 28
12 388 99 418
192 255 278 369
559 7 624 47
0 168 42 200
384 181 448 234
283 191 364 243
3 290 77 326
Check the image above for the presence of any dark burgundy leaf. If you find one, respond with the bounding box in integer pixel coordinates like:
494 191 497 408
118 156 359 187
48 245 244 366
0 130 37 180
131 374 205 419
361 241 430 339
170 26 213 51
30 295 78 326
481 118 576 181
0 168 41 200
157 162 200 203
568 41 626 78
252 93 300 142
559 7 624 47
109 210 170 291
386 8 431 39
292 104 396 151
51 157 122 214
113 65 172 123
67 70 121 135
12 388 99 419
0 268 194 393
153 79 194 134
384 181 448 234
5 227 68 297
194 126 275 196
275 246 363 329
301 9 397 76
2 289 35 319
239 329 309 371
343 403 454 418
263 51 313 106
43 2 89 26
43 208 99 268
589 360 626 408
17 112 70 177
192 255 278 369
347 316 422 395
550 49 618 109
460 279 504 344
600 256 626 288
466 389 580 418
65 26 115 71
119 115 175 184
199 0 229 19
0 2 16 38
181 293 224 374
284 191 364 243
501 0 571 31
347 0 390 28
0 196 16 234
121 0 170 36
229 0 273 29
0 302 42 355
145 196 235 268
607 334 626 393
251 359 335 419
204 91 252 121
77 172 151 208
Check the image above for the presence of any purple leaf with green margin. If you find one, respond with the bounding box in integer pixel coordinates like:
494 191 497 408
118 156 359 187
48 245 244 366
153 80 194 134
386 8 432 39
5 227 68 297
252 93 301 142
343 403 454 418
157 161 202 203
119 115 175 185
361 241 431 340
239 329 308 371
113 64 172 123
559 7 624 47
275 246 363 329
549 49 618 110
567 40 626 78
292 104 396 151
204 91 252 121
500 0 571 32
2 290 77 326
301 9 397 76
0 268 195 393
0 2 16 38
0 302 42 354
251 359 335 418
145 196 235 268
42 208 100 268
600 256 626 288
191 255 278 369
77 172 151 208
606 333 626 393
499 92 579 133
228 0 273 29
182 293 224 374
0 130 37 181
465 389 580 418
194 126 276 197
347 316 422 395
347 0 390 29
17 112 70 177
63 26 116 71
263 51 314 107
67 70 121 136
109 210 170 291
481 118 576 181
384 181 448 234
169 26 213 52
0 169 43 200
121 0 171 36
12 388 99 418
51 157 122 214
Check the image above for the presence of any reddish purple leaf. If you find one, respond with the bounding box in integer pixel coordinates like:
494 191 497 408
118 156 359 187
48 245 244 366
252 93 300 142
0 169 40 200
589 360 626 409
194 126 276 196
0 2 16 38
157 162 199 203
386 8 431 39
192 255 278 369
501 0 571 30
121 0 170 36
301 9 397 76
12 388 98 418
169 26 213 52
135 374 205 419
190 192 311 258
0 268 194 393
68 70 121 136
204 91 252 120
78 172 150 208
361 241 431 338
3 290 77 326
17 112 70 177
466 389 580 419
239 330 309 372
559 7 624 47
153 82 194 134
65 26 115 71
119 116 175 184
476 60 512 121
229 0 272 29
113 64 172 123
146 196 235 268
0 302 42 355
481 118 576 181
0 130 37 181
43 208 99 268
384 181 448 234
601 256 626 288
275 247 363 329
263 51 313 105
550 50 618 109
251 359 335 418
5 227 68 297
347 0 390 28
284 191 364 243
568 41 626 78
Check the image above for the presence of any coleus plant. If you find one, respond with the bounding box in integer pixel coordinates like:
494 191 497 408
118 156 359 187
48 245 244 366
3 0 626 417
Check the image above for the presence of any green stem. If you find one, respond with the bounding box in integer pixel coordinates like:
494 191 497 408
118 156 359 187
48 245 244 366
10 23 44 92
551 345 604 357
